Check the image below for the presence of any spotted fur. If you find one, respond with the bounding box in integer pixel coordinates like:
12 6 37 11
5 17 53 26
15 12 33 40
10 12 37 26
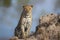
15 5 33 39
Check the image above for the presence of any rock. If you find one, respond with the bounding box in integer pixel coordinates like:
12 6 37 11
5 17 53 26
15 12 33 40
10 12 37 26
9 36 19 40
9 36 37 40
39 13 58 25
35 13 60 40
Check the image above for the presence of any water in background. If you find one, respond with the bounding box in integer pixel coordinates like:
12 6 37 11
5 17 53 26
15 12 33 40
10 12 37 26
0 0 60 39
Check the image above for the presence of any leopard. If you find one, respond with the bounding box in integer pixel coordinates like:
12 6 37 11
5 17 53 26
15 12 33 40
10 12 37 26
15 5 33 39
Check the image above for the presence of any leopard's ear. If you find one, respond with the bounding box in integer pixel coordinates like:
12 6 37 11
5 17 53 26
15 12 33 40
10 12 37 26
31 5 33 8
23 5 25 8
23 6 25 8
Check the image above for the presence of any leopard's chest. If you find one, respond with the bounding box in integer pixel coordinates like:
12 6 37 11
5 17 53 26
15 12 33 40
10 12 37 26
23 16 32 22
21 15 32 25
23 13 32 21
21 13 32 26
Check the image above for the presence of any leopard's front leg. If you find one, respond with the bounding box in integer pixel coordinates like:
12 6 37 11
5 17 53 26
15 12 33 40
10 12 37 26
21 25 26 39
25 21 32 38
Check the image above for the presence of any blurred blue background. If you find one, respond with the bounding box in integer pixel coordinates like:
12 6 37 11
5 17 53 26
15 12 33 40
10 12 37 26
0 0 60 39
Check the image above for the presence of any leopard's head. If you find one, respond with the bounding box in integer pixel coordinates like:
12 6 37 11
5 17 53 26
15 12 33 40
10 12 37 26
23 5 33 13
